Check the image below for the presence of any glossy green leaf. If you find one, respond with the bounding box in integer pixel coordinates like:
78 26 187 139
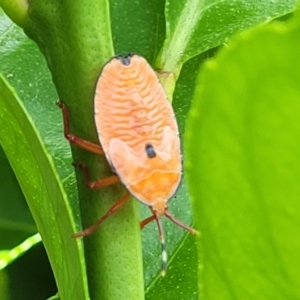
47 295 60 300
0 233 41 270
146 234 198 300
0 146 36 250
0 73 89 299
110 0 165 64
186 15 300 300
156 0 297 73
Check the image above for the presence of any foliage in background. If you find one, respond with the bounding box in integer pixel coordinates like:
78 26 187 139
186 11 300 300
0 0 298 299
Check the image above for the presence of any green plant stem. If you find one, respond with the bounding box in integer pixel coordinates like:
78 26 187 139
2 1 144 299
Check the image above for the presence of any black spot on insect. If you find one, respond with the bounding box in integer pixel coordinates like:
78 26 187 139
117 53 134 66
145 143 156 159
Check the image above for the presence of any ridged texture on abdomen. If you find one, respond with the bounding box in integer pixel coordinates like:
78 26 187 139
94 55 181 205
95 56 178 156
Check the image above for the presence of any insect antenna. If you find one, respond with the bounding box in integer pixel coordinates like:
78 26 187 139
153 212 168 276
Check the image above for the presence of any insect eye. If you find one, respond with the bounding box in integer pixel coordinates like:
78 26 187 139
145 143 156 159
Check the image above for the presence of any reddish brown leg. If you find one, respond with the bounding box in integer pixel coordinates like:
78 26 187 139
73 162 119 189
56 101 104 155
73 192 131 238
164 210 198 235
140 214 156 229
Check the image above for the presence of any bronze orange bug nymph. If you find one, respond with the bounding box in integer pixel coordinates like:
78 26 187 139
57 53 197 275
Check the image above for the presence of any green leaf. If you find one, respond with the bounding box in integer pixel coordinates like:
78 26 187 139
110 0 165 64
0 233 41 270
156 0 297 73
47 295 60 300
0 146 36 250
145 233 198 300
186 14 300 300
0 73 89 299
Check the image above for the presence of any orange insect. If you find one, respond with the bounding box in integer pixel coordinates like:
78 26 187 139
57 53 197 275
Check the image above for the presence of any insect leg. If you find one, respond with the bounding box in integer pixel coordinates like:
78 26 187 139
73 192 131 238
164 210 198 235
73 162 119 189
56 101 104 155
140 214 156 229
